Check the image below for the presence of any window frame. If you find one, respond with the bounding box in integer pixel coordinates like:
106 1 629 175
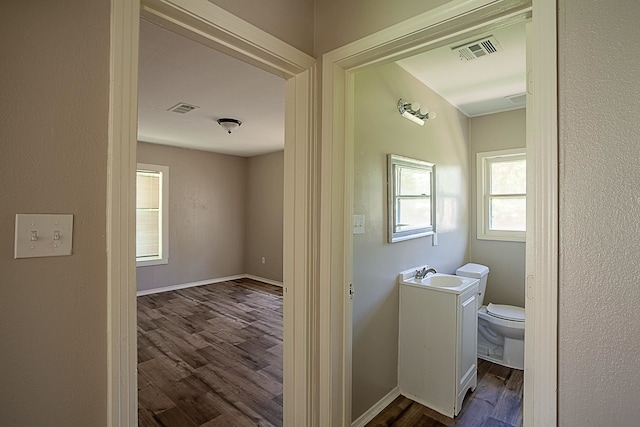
136 163 169 267
387 154 436 243
476 148 526 242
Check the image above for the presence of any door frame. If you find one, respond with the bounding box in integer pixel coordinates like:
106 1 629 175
319 0 557 425
107 0 316 425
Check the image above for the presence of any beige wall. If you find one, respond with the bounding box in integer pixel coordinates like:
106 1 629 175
137 144 284 291
469 109 526 307
136 142 247 291
0 1 109 426
209 0 314 56
4 1 640 425
558 0 640 424
315 0 450 54
352 63 470 419
245 151 284 282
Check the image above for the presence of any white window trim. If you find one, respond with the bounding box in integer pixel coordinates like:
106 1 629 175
136 163 169 267
476 148 526 242
387 154 436 243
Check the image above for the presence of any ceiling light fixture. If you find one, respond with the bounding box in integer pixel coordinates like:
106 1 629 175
397 99 436 126
217 118 242 134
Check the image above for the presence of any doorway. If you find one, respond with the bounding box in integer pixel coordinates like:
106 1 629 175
107 1 315 425
350 19 528 423
135 17 288 425
319 0 557 425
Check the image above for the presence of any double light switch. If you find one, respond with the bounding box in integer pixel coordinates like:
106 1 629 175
14 214 74 259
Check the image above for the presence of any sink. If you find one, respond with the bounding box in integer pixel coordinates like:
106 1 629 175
399 267 478 294
421 274 464 288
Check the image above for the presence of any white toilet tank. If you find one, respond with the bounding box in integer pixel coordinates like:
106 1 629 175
456 263 490 306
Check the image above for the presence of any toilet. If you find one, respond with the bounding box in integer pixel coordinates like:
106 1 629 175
456 263 525 370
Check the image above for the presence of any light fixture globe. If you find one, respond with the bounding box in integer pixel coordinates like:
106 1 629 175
217 118 242 134
397 98 435 126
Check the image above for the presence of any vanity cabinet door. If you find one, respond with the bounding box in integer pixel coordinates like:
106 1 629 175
456 285 479 413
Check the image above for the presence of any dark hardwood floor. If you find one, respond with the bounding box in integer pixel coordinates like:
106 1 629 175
137 279 522 427
137 278 283 427
366 359 523 427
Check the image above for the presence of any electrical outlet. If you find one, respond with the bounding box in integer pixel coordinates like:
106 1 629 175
261 256 266 264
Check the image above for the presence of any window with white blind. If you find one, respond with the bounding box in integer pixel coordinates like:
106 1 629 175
136 163 169 266
477 149 526 242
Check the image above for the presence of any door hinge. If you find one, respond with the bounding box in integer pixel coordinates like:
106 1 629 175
349 283 354 299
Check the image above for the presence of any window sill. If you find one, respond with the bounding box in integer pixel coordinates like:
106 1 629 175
136 258 169 267
477 233 525 243
390 230 434 243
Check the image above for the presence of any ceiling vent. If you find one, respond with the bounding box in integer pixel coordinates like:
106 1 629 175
167 102 199 114
453 36 503 61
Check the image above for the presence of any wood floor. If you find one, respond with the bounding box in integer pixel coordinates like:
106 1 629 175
137 279 521 427
137 278 283 427
366 359 523 427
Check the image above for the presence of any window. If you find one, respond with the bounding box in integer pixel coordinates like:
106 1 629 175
388 154 435 243
477 149 526 242
136 163 169 266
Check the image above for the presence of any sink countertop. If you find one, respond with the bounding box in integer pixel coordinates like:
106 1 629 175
398 266 478 294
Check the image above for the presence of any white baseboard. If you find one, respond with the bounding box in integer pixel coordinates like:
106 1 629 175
351 386 400 427
244 274 283 288
136 274 282 296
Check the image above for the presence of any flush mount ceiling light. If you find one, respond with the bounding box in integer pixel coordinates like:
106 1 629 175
397 99 436 126
216 118 242 134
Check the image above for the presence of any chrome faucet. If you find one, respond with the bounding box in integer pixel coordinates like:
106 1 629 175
415 267 437 279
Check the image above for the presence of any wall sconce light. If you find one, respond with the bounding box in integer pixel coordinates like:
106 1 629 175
217 118 242 134
397 99 436 126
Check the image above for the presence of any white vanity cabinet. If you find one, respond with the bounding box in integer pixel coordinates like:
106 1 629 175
398 275 479 418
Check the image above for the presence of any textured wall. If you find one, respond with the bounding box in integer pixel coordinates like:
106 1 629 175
0 1 109 426
137 142 247 291
558 0 640 424
4 0 639 424
469 109 526 307
315 0 450 54
352 63 469 420
245 151 284 282
209 0 314 56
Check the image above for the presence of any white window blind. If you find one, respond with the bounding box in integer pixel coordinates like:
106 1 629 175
136 163 169 266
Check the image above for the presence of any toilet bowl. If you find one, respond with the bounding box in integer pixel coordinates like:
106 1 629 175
478 304 525 369
456 263 525 370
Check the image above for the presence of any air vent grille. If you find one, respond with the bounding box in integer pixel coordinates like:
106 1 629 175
453 36 503 61
167 102 199 114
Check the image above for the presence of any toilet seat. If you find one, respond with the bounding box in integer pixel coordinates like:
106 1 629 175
486 303 525 322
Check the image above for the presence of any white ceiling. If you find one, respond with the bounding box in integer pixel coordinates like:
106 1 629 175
397 21 527 117
137 19 285 157
137 20 526 156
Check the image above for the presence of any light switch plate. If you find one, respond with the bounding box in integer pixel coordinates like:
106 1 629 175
15 214 74 258
353 214 365 234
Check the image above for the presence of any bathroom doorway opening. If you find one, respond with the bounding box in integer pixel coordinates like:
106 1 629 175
319 0 557 425
349 18 528 423
350 17 529 423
